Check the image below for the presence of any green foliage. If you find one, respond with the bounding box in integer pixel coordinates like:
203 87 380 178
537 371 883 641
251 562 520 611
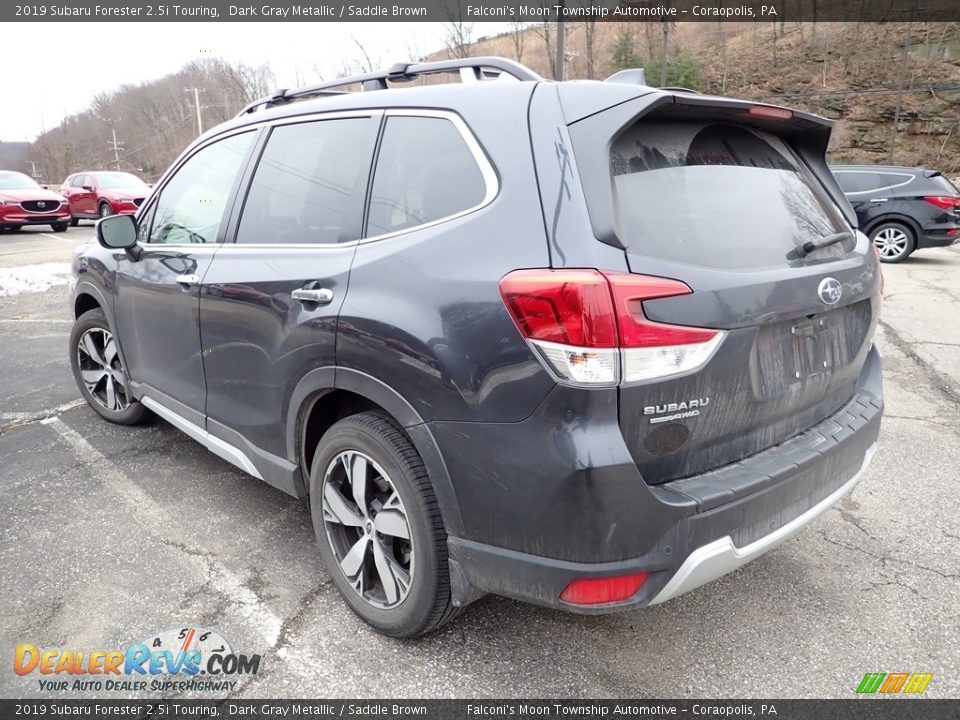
610 32 641 73
645 53 702 91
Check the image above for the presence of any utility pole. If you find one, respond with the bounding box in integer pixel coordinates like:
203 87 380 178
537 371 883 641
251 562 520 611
888 3 920 164
185 87 205 135
28 160 41 179
555 15 565 81
105 119 124 169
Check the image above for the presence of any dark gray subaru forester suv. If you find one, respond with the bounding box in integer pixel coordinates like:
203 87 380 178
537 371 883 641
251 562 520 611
70 58 883 637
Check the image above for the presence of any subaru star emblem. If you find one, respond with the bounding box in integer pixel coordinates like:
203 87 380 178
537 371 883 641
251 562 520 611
37 201 45 209
818 277 842 305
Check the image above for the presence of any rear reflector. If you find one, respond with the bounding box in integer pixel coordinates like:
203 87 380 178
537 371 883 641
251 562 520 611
560 573 651 605
500 269 724 386
923 195 959 211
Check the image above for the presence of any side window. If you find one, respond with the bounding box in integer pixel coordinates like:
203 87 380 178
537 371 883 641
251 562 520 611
137 203 156 244
74 175 89 188
879 173 912 191
366 115 488 237
148 131 254 245
839 172 883 194
236 118 375 245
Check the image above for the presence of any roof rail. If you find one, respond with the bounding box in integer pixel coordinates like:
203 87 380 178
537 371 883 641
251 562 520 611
237 56 542 116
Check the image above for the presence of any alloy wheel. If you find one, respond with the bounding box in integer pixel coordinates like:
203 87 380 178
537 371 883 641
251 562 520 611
76 328 130 412
99 203 113 218
321 450 414 609
873 227 909 260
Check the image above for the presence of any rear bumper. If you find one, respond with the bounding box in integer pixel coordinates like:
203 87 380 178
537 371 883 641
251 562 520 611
918 229 958 249
649 443 875 605
443 347 883 612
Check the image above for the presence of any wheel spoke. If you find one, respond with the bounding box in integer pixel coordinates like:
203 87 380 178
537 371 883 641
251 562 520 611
374 492 410 540
372 539 410 606
346 453 369 517
322 482 364 527
339 536 369 580
80 368 107 391
81 333 106 367
103 337 118 365
104 376 118 410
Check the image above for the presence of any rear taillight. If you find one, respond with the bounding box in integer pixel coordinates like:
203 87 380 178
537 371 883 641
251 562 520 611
560 572 650 605
923 195 959 211
499 269 725 386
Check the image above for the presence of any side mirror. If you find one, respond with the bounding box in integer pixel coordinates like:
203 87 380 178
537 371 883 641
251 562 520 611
41 184 49 190
98 214 138 250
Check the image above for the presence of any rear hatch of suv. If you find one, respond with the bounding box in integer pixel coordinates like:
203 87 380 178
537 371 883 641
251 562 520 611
567 93 881 484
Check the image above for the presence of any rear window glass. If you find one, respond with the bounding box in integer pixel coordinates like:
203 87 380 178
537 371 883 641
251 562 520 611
611 122 851 269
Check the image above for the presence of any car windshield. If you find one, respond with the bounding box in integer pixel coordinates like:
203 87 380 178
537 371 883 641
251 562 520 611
0 172 40 190
94 172 147 189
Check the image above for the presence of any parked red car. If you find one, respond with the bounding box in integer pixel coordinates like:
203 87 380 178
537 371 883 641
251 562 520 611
0 171 71 233
59 171 150 225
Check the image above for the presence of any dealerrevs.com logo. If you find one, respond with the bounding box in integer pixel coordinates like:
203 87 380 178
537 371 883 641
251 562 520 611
14 626 261 693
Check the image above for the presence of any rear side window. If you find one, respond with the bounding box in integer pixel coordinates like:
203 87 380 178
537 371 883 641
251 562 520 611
611 121 851 269
236 118 376 245
366 115 487 238
930 174 960 194
834 172 881 194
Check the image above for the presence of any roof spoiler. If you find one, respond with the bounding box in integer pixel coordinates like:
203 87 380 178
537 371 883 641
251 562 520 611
605 68 648 86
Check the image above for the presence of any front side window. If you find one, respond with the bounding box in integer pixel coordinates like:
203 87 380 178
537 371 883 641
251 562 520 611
236 118 375 245
611 121 851 269
148 131 254 245
366 116 487 238
835 171 881 194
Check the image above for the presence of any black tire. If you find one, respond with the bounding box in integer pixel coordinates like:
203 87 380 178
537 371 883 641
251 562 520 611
870 221 916 263
98 202 113 218
309 412 458 637
69 308 149 425
70 216 79 227
51 222 69 232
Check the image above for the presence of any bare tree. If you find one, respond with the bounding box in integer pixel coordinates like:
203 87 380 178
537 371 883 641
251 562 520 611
584 19 599 78
444 21 474 59
534 21 554 78
351 37 378 73
510 21 525 62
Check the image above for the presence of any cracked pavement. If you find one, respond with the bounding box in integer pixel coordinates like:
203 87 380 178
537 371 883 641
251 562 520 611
0 227 957 698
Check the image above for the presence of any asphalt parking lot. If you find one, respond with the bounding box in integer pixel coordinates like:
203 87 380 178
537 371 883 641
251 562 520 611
0 226 958 699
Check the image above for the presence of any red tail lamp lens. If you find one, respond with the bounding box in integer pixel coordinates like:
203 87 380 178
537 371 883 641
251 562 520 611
560 572 651 605
923 195 959 211
498 269 617 348
745 105 793 120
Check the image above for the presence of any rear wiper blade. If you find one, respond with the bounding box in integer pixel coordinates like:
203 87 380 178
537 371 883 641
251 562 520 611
800 231 852 256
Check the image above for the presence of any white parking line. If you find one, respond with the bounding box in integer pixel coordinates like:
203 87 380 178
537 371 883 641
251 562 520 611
40 415 284 648
39 233 82 244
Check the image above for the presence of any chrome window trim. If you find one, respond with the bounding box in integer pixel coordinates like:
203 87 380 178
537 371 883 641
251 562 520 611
134 108 498 252
218 109 498 250
361 108 499 245
835 170 914 196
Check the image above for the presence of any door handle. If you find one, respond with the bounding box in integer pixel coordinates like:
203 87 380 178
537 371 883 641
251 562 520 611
176 274 200 287
291 287 334 305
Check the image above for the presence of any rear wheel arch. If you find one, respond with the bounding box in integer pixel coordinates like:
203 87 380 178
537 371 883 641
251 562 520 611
288 367 465 537
863 213 920 239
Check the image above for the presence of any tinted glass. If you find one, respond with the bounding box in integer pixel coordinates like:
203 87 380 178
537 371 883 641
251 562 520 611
930 174 960 194
236 118 373 245
834 171 881 194
879 173 912 190
611 122 851 269
148 132 253 245
366 116 486 237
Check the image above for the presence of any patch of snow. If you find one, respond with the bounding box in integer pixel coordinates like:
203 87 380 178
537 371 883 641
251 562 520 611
0 262 73 297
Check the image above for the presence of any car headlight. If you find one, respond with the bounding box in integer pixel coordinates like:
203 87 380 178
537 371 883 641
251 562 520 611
0 200 20 206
